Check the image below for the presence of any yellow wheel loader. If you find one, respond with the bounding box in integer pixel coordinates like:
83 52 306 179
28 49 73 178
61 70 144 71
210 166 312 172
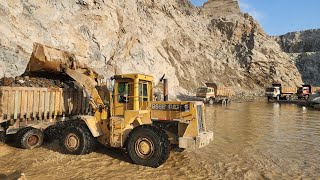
0 43 213 167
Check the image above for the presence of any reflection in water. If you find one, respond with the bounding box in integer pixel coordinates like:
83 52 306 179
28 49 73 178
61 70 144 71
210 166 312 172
0 100 319 179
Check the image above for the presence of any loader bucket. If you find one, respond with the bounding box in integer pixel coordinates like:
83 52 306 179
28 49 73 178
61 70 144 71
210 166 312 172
25 43 86 73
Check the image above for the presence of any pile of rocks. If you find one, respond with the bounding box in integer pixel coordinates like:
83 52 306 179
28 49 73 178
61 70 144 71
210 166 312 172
0 76 75 88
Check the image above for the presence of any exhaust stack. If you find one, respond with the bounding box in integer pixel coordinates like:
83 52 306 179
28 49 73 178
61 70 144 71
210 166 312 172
163 78 168 101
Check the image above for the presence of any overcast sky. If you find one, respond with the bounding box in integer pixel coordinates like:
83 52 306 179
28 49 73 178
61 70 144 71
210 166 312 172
190 0 320 35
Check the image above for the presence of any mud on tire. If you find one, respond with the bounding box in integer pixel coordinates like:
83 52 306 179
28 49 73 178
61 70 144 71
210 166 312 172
59 121 96 155
16 128 44 149
126 125 170 168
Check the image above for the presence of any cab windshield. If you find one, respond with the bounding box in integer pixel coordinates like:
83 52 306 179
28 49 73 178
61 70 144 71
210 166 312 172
197 88 208 93
266 88 275 92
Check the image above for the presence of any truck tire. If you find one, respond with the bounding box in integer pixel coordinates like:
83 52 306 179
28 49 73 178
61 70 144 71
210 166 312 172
0 131 6 143
222 99 227 105
305 95 309 100
227 99 231 104
267 97 271 102
16 128 44 149
59 122 96 155
126 125 170 168
209 98 214 105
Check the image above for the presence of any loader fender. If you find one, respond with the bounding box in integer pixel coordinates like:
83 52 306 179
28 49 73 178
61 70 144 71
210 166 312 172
80 116 103 137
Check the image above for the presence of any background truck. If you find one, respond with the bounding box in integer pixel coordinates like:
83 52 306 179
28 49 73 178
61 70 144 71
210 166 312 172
297 85 320 99
196 83 235 105
0 43 213 167
265 84 297 101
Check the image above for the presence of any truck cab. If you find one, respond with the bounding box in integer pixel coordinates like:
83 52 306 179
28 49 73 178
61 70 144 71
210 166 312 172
265 86 281 100
196 87 215 98
297 85 312 99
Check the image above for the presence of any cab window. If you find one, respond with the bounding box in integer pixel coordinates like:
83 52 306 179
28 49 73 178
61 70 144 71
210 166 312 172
118 82 131 103
139 83 148 101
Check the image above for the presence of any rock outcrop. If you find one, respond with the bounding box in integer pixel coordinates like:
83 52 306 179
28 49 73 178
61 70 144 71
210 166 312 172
0 0 302 97
275 29 320 86
202 0 240 18
276 29 320 53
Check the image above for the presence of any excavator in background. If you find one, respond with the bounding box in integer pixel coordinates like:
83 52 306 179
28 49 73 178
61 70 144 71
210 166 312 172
0 43 213 167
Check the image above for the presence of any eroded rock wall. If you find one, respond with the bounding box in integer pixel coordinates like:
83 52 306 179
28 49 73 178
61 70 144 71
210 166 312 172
202 0 240 18
0 0 302 97
275 29 320 86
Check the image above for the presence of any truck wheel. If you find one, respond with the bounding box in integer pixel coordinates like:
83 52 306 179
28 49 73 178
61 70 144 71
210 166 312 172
267 97 271 102
60 122 96 155
209 98 214 105
222 99 227 105
126 125 170 168
305 95 309 100
0 131 6 143
16 128 44 149
227 99 231 104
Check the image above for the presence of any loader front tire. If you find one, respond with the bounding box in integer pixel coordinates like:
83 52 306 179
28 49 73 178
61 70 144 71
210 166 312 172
16 128 44 149
60 122 96 155
126 125 170 168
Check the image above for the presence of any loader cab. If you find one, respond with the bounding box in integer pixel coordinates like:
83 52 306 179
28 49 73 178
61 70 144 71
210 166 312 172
112 74 153 116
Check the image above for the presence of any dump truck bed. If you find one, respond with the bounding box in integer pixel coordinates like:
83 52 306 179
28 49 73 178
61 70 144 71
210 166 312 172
216 87 235 97
0 86 108 122
312 87 320 93
281 87 297 94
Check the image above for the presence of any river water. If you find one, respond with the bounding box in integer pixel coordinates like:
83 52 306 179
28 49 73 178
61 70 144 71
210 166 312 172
0 100 319 179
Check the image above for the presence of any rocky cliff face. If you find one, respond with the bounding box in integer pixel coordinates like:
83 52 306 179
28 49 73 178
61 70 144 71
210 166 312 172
275 29 320 86
0 0 302 97
202 0 240 18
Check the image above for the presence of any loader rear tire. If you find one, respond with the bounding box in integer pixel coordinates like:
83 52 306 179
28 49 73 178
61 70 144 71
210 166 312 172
60 122 96 155
126 125 170 168
16 128 44 149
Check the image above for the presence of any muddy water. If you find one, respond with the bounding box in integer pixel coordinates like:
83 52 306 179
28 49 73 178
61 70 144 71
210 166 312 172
1 101 320 179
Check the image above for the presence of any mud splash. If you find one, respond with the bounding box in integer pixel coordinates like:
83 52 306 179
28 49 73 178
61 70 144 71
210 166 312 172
0 101 320 179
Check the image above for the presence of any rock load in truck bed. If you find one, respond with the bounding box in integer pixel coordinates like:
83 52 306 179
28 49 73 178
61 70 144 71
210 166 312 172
0 74 76 88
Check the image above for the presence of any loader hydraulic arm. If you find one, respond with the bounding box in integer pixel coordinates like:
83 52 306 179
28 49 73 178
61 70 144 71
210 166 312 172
64 68 105 111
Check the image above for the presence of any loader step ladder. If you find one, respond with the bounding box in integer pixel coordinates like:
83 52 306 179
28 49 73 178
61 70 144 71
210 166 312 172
110 116 124 148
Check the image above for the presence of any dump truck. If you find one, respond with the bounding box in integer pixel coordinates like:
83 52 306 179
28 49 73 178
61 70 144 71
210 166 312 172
265 84 297 101
0 43 213 167
196 83 235 105
297 85 320 99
